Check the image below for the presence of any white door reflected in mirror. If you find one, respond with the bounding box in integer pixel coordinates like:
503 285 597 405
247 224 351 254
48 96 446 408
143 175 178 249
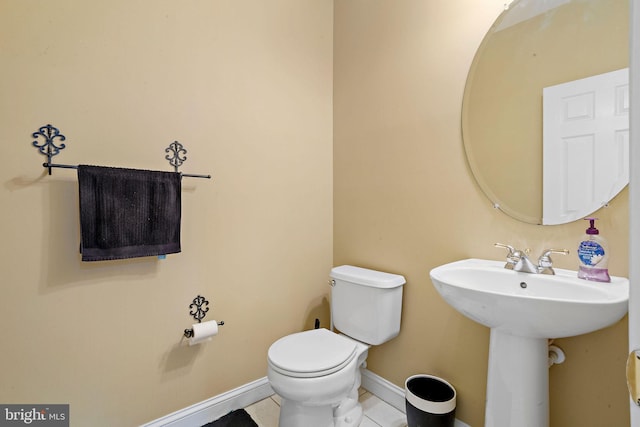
542 68 629 225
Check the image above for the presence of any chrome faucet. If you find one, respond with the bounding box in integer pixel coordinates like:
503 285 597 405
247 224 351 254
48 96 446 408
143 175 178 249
495 243 568 275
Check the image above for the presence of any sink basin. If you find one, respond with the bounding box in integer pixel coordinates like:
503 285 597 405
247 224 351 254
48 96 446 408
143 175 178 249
430 258 628 338
430 258 629 427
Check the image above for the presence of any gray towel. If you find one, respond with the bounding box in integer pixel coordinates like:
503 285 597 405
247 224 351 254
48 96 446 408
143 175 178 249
78 165 181 261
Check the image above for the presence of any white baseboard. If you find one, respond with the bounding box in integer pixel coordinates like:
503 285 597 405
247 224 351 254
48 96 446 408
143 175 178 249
142 370 472 427
140 377 274 427
361 368 407 413
360 368 472 427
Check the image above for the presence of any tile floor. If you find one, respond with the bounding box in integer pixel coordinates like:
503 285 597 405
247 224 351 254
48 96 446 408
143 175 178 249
245 388 408 427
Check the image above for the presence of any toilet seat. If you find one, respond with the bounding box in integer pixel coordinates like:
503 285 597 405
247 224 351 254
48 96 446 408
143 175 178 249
268 328 357 378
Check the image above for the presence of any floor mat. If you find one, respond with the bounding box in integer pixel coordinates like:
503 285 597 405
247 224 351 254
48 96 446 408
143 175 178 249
201 409 259 427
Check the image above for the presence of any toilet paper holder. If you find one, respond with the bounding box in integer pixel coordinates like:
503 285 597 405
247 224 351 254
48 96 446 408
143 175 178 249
183 295 224 338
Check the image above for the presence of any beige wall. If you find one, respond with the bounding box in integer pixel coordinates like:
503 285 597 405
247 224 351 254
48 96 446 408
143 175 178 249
334 1 629 427
0 1 333 426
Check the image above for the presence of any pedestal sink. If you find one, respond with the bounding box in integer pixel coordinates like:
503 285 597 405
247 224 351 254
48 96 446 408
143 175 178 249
430 258 629 427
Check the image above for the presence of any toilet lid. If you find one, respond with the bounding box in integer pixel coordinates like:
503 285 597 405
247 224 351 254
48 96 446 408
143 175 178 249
268 328 357 378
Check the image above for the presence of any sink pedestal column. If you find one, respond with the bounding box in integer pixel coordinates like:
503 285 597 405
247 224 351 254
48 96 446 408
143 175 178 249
485 330 549 427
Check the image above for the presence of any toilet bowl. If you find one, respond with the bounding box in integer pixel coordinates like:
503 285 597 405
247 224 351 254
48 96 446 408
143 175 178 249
267 265 406 427
267 328 369 427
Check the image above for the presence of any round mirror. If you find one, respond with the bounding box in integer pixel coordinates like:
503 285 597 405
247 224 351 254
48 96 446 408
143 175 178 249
462 0 629 225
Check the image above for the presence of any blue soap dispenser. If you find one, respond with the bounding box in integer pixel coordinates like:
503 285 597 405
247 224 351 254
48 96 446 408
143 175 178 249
577 218 611 282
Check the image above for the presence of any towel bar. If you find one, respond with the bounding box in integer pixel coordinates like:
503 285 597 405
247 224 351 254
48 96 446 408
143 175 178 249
32 124 212 179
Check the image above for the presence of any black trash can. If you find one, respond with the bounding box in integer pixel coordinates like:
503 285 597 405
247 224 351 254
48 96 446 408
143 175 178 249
405 374 456 427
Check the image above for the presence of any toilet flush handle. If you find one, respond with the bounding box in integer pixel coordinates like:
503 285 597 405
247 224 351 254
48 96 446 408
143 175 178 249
329 279 336 287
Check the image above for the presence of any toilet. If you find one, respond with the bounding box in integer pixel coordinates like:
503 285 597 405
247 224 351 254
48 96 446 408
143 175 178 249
267 265 406 427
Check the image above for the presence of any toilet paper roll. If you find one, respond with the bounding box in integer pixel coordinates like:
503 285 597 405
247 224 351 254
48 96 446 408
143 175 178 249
189 320 219 345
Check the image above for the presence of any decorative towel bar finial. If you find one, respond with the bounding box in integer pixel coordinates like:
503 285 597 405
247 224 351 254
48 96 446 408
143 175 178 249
31 124 211 179
32 124 67 175
165 141 187 173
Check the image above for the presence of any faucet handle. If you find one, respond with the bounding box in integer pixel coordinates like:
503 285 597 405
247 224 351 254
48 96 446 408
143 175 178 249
495 243 518 268
538 249 569 269
494 243 515 256
493 243 516 260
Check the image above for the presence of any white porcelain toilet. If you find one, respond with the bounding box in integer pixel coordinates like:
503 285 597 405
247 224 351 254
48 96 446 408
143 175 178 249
267 265 406 427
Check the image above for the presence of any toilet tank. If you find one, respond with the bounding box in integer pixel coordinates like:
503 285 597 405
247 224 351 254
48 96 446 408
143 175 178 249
330 265 406 345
